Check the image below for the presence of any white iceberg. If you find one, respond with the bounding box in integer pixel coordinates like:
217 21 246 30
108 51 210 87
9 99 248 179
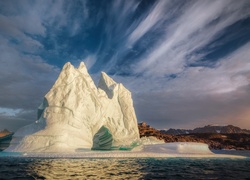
3 142 244 159
4 62 245 159
6 62 139 152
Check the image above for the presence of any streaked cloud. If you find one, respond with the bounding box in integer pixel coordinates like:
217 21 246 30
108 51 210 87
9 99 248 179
0 0 250 130
134 0 250 77
128 43 250 129
127 0 171 46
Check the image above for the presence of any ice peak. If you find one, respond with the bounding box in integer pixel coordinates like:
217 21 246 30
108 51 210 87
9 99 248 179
99 72 117 87
62 62 74 71
78 62 88 75
98 72 117 98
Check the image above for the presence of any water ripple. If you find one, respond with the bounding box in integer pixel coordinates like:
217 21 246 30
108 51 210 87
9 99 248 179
0 157 250 179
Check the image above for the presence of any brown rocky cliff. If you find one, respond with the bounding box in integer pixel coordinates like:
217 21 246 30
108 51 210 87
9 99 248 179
138 122 165 140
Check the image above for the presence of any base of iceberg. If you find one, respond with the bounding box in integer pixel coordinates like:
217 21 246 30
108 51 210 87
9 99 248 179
1 143 246 159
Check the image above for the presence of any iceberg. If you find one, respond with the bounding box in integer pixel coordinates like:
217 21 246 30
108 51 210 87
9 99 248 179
2 142 245 159
6 62 140 152
4 62 245 159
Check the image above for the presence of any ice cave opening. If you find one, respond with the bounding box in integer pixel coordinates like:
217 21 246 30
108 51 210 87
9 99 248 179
92 126 113 150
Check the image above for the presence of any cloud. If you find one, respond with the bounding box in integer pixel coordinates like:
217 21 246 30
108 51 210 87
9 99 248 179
0 38 58 131
0 0 83 126
127 0 171 46
0 0 249 131
133 0 250 77
0 0 92 130
0 110 35 131
95 0 250 129
127 42 250 129
83 55 97 69
0 35 59 109
134 85 250 129
0 0 91 108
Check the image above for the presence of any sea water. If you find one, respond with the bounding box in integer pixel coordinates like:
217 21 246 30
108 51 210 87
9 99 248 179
0 151 250 179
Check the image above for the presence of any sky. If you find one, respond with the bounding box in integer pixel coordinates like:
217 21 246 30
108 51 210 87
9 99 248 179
0 0 250 131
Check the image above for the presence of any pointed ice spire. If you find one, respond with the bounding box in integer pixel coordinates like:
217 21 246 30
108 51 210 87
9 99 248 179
51 62 77 87
98 72 117 99
62 62 74 71
78 62 88 75
98 72 117 88
77 61 97 91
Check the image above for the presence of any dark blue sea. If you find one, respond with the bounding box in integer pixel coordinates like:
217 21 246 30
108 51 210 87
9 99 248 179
0 151 250 179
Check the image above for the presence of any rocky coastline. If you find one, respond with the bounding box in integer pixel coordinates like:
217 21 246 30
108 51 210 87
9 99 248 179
138 122 250 150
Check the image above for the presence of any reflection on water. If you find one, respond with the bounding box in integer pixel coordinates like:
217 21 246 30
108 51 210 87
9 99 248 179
0 152 250 179
27 159 144 179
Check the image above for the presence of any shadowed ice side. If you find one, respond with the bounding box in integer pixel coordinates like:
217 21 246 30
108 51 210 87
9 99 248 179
3 62 246 158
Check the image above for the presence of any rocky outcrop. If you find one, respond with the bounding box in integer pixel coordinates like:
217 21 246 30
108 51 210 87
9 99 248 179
0 129 12 137
138 122 165 140
162 125 250 135
192 125 250 134
0 129 13 151
138 122 250 150
162 128 192 135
